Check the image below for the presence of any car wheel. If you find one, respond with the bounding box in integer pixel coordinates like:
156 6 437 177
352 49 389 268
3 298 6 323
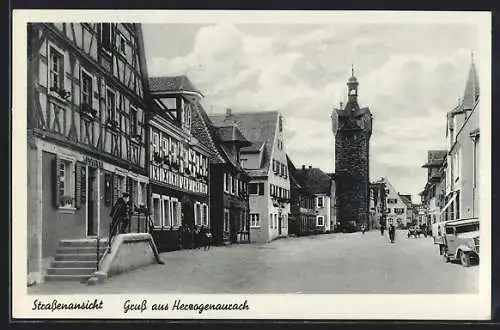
459 251 471 267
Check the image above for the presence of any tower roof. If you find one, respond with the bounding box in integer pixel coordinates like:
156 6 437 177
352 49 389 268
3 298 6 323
462 53 480 110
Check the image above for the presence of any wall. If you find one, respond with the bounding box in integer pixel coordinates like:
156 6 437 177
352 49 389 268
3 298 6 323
249 180 270 243
335 130 370 225
240 153 260 169
315 194 331 232
27 136 40 276
457 105 479 220
41 151 87 259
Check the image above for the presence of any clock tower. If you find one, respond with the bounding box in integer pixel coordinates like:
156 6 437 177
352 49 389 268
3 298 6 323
331 68 373 229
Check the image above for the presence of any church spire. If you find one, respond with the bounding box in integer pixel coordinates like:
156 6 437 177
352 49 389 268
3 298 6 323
462 51 480 110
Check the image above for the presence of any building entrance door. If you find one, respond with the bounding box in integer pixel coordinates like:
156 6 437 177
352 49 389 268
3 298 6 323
87 167 98 237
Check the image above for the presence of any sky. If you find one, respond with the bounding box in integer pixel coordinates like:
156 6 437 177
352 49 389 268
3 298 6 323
142 23 479 203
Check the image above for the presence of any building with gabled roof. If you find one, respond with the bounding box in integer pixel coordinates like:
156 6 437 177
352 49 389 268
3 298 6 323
147 75 212 251
192 106 252 245
294 166 336 233
210 109 290 243
286 156 317 236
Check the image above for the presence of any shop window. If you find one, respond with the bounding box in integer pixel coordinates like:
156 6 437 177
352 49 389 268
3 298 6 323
250 213 260 228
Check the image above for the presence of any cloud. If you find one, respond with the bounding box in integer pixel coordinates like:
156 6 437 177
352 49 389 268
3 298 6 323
144 23 478 198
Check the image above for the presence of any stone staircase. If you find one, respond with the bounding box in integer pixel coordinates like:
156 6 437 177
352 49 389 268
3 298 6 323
45 239 108 282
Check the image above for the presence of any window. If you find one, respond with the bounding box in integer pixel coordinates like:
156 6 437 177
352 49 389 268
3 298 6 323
58 158 74 208
101 23 112 51
258 183 264 196
387 208 391 213
130 107 138 137
80 70 93 106
274 214 278 229
387 198 398 204
119 35 127 54
152 194 161 227
250 213 260 228
270 213 273 228
195 202 202 226
249 183 258 195
230 175 234 194
224 209 230 233
163 197 171 227
171 199 179 227
224 173 230 193
202 204 208 226
316 196 324 208
139 182 146 206
106 89 116 121
49 46 64 91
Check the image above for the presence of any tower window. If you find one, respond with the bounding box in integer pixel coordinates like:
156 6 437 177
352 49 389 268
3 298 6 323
101 23 112 51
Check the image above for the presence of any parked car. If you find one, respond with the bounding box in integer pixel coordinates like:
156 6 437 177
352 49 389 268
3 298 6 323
441 218 479 267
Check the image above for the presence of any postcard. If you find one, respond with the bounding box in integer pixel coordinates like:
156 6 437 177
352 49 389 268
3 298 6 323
11 9 491 320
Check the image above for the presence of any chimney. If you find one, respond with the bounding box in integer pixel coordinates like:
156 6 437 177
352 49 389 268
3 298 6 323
226 108 232 118
302 165 306 170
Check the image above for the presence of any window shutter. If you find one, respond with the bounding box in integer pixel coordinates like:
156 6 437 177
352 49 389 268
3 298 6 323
81 164 87 205
111 173 118 204
74 162 82 209
53 155 61 208
132 180 138 206
127 177 133 200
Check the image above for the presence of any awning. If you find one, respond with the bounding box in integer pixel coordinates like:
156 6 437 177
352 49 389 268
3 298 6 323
439 191 457 215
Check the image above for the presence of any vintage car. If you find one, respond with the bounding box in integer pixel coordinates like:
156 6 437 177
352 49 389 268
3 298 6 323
441 218 479 267
407 225 427 238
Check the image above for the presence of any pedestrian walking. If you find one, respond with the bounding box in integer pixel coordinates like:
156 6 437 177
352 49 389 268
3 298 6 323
108 192 133 252
388 223 396 243
361 224 366 235
380 225 385 236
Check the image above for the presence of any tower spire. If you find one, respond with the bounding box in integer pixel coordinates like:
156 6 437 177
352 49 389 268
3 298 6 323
351 63 355 77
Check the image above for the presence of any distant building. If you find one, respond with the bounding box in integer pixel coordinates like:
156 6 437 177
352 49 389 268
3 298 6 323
376 178 408 229
399 194 415 225
294 166 336 233
370 181 387 229
331 69 373 229
286 156 316 236
420 150 447 228
209 110 290 243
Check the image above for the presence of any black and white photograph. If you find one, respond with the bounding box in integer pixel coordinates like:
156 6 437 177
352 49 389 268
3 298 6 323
12 10 491 319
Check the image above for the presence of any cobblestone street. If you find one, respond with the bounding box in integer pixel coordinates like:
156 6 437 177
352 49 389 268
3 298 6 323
29 230 478 294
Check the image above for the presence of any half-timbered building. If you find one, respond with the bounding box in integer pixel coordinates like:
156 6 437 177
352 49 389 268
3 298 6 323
27 23 150 283
147 76 211 252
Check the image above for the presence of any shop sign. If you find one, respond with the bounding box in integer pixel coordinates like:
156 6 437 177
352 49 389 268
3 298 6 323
85 156 103 169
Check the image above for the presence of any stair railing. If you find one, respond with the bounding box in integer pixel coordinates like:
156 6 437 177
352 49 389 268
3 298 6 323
96 236 101 271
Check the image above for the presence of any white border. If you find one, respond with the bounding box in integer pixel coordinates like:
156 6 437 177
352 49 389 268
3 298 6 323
12 10 491 320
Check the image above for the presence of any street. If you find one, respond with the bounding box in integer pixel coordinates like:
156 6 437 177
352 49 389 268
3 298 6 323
28 230 478 294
